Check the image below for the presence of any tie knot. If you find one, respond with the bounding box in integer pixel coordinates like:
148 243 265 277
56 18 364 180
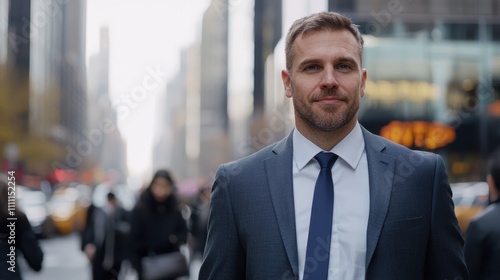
314 152 338 169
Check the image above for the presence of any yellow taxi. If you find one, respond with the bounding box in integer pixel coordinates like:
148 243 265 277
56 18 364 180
47 186 88 235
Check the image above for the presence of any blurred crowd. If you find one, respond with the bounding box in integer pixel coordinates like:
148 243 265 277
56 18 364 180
1 168 211 280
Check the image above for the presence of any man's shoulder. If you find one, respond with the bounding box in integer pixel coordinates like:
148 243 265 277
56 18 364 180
471 203 500 227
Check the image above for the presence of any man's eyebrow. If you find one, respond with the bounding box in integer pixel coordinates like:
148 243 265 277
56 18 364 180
336 57 358 65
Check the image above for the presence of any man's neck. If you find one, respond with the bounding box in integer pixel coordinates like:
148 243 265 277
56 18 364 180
295 119 357 151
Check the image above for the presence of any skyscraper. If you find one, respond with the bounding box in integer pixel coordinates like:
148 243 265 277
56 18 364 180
1 0 89 177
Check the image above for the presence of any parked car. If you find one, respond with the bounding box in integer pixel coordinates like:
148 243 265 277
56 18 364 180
17 186 55 237
451 182 489 233
47 187 87 235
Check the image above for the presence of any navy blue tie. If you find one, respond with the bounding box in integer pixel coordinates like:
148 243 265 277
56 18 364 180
303 152 338 280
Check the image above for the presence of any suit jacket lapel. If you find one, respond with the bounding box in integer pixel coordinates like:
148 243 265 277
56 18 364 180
265 132 299 276
362 127 395 268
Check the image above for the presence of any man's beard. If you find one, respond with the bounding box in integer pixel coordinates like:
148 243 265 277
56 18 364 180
292 87 359 132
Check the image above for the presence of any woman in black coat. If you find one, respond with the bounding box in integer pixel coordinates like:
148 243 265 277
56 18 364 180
0 178 43 280
130 169 188 280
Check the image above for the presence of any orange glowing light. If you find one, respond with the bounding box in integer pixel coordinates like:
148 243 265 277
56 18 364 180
380 121 455 150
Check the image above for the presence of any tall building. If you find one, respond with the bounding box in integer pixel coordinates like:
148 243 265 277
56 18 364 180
0 0 31 180
253 0 282 113
227 0 255 159
239 0 286 158
87 26 127 177
29 0 88 176
198 0 230 176
0 0 8 64
185 43 202 179
152 42 203 181
59 0 87 148
153 48 189 179
0 0 89 178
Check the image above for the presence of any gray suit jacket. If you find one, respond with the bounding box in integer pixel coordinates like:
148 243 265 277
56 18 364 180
199 127 468 280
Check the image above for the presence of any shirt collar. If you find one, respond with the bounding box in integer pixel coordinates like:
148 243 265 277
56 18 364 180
293 122 365 171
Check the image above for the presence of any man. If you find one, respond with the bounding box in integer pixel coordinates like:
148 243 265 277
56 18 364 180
83 192 130 280
199 11 468 280
464 150 500 280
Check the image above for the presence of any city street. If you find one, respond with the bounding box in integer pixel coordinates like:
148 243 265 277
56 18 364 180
21 233 91 280
19 233 201 280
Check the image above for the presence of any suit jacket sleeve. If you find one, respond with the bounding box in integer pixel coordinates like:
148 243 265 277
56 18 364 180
199 165 246 280
425 154 469 279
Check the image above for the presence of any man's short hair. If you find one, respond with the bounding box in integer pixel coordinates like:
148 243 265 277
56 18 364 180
284 11 364 72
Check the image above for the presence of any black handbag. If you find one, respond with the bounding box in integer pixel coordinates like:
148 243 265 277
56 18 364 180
141 251 189 280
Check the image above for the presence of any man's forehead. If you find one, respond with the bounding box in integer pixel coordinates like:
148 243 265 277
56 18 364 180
296 28 357 44
293 29 360 58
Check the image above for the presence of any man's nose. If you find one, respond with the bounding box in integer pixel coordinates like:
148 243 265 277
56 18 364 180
320 67 339 90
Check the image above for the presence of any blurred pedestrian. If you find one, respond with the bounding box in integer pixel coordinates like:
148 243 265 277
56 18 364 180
189 183 211 259
464 149 500 280
93 169 136 211
199 11 468 280
0 177 43 280
130 169 188 280
82 192 131 280
81 201 97 251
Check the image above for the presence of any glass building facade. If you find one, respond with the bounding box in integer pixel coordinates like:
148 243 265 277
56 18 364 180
342 0 500 181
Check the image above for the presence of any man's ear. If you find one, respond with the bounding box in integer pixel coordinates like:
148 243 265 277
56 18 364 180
360 68 367 98
281 70 293 98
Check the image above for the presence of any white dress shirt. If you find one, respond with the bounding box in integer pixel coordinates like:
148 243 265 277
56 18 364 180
293 122 370 280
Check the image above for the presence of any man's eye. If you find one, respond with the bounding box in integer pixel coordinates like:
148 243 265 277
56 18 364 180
304 65 319 71
337 64 354 71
